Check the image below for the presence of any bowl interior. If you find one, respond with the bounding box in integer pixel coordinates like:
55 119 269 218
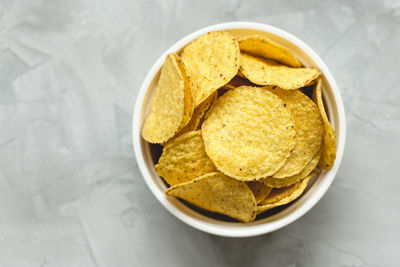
133 23 345 237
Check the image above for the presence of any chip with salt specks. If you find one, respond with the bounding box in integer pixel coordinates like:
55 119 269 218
142 53 190 143
175 55 195 129
267 87 323 178
177 92 216 136
313 78 337 170
240 53 320 89
166 172 257 223
181 31 240 107
257 173 315 214
239 35 301 67
155 130 216 186
262 148 321 188
247 181 272 204
202 86 296 181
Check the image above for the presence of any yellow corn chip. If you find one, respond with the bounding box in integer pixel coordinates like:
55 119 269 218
247 181 272 204
181 31 240 107
175 55 194 129
202 86 296 181
156 131 216 186
240 53 320 89
142 53 188 143
267 87 323 178
239 35 301 67
313 79 337 169
259 182 299 205
257 173 314 214
166 172 257 222
262 148 321 188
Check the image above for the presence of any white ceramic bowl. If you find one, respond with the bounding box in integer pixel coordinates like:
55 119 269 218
132 22 346 237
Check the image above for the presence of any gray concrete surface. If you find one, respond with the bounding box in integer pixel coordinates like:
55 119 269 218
0 0 399 266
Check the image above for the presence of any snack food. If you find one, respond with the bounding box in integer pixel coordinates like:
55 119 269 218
267 87 324 178
156 131 216 186
257 173 316 214
240 53 320 89
141 31 337 223
177 92 217 135
247 181 272 204
262 148 321 188
166 172 257 223
181 31 240 107
142 53 193 143
202 86 296 180
313 79 337 169
239 35 301 67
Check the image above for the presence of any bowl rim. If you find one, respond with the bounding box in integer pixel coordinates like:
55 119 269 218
132 21 346 237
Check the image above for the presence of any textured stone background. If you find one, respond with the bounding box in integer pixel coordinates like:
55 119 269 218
1 0 399 266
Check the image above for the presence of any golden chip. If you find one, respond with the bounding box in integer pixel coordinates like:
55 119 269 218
177 92 216 135
175 55 194 129
156 131 216 186
165 172 257 222
313 79 337 170
240 53 320 89
262 148 321 188
239 35 301 67
202 86 296 181
142 53 188 143
267 87 323 178
259 182 299 205
257 173 315 214
247 181 272 204
181 31 240 107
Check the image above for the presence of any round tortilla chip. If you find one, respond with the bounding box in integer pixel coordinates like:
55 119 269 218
257 173 315 214
240 53 320 89
166 172 257 223
247 181 272 204
239 35 301 67
267 87 323 178
262 148 321 188
313 78 337 170
142 53 187 143
181 31 240 107
156 131 216 186
202 86 296 181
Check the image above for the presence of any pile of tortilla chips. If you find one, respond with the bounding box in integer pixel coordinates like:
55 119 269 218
142 31 337 223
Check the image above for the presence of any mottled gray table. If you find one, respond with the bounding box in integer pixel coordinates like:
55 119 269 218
1 0 399 266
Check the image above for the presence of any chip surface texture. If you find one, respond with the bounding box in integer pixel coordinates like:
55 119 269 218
142 53 186 143
262 148 321 188
239 35 301 67
313 79 337 169
268 87 323 178
155 131 216 186
181 31 240 107
202 86 296 180
240 53 320 89
165 172 257 222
